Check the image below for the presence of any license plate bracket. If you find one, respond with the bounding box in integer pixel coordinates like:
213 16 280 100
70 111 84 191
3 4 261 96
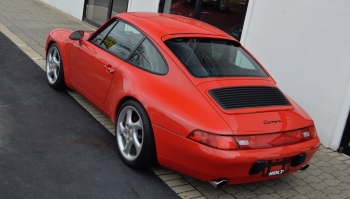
263 158 290 177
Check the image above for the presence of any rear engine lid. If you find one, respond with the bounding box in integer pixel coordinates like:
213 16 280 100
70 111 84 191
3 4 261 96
196 79 310 135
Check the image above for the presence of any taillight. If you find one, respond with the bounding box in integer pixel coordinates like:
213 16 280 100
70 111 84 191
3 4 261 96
188 130 239 150
235 127 312 150
188 126 316 150
307 125 317 138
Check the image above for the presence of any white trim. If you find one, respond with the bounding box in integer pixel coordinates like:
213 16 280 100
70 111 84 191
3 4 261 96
240 0 255 45
331 79 350 150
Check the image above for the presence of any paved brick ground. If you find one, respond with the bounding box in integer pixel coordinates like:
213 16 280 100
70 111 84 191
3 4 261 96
1 0 349 198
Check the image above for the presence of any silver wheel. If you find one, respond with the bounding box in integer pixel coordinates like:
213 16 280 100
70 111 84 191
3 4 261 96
46 45 61 85
116 105 144 161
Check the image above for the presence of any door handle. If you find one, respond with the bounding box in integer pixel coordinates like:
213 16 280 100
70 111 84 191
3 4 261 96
104 64 114 74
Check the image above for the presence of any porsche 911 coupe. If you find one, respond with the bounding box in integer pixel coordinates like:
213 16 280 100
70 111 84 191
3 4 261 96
45 12 320 187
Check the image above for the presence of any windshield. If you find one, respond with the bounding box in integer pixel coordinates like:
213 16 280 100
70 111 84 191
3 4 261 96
165 38 268 78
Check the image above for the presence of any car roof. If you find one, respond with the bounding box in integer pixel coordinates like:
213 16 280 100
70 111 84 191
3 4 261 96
115 12 233 40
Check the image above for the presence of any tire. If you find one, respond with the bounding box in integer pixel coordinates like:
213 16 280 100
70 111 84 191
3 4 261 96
46 43 65 90
116 100 157 168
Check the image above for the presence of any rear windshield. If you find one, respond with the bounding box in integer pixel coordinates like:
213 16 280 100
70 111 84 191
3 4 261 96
165 38 268 78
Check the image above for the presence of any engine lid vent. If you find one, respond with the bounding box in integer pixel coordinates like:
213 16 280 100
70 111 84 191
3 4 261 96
208 86 290 110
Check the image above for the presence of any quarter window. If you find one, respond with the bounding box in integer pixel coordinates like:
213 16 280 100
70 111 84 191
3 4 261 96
129 39 168 74
91 20 144 59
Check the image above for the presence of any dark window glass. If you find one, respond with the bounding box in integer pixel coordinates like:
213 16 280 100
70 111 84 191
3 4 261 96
165 38 268 78
85 0 110 25
129 39 168 74
91 21 117 46
95 21 144 59
111 0 129 16
168 0 248 40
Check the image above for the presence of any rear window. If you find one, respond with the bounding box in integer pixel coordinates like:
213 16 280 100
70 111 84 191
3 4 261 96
165 38 268 78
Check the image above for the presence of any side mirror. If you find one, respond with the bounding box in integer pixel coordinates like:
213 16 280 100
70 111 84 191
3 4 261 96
69 30 84 40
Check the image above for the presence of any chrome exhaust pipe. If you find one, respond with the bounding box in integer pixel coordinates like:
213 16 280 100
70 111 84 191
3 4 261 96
300 164 309 171
209 179 228 188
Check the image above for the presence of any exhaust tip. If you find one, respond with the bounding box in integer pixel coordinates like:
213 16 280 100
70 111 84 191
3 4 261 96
209 179 228 188
300 164 309 171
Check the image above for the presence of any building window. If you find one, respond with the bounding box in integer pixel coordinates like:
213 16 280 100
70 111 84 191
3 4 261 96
84 0 129 27
167 0 249 40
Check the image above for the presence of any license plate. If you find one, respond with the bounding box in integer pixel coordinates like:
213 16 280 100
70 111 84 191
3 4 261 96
263 158 290 177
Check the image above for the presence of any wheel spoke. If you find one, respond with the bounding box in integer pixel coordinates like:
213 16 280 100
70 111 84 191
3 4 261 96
125 109 133 126
131 120 142 131
118 122 126 135
123 140 132 156
53 56 60 66
132 133 142 155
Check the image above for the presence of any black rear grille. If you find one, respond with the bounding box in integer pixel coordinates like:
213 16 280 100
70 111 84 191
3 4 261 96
208 86 290 110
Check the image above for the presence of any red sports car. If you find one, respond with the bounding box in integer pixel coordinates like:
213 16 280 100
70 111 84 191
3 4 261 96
45 12 320 187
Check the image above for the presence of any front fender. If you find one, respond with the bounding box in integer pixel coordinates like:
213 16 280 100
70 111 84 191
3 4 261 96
45 29 75 87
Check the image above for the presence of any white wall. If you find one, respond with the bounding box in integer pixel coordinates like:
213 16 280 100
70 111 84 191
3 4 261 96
41 0 85 20
241 0 350 149
127 0 159 12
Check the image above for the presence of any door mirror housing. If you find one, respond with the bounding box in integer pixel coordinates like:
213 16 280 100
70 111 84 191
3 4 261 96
69 30 84 40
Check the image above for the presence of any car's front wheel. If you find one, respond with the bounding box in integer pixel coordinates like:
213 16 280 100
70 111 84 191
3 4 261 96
116 100 157 168
46 43 65 90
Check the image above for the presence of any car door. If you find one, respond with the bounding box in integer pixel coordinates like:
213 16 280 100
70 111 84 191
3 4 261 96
70 20 144 104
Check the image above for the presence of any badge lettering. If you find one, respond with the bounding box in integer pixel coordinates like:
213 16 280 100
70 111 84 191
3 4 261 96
264 120 282 124
268 169 284 176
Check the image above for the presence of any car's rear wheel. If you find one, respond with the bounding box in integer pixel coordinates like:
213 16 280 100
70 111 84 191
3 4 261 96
116 100 157 168
46 43 65 90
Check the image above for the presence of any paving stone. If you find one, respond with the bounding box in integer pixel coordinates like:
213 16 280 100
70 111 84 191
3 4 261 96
165 179 189 187
333 164 349 171
261 179 279 186
181 175 204 187
201 189 226 199
242 182 263 190
195 183 217 191
316 172 336 180
336 155 350 161
308 182 327 190
306 190 327 199
335 183 350 191
159 173 182 181
344 160 350 165
230 190 257 199
320 148 334 153
324 178 341 187
257 193 280 199
320 186 341 195
252 186 275 195
222 185 245 194
275 189 298 198
288 194 309 199
178 190 203 199
172 184 195 194
217 194 236 199
343 189 350 197
293 185 314 195
327 193 349 199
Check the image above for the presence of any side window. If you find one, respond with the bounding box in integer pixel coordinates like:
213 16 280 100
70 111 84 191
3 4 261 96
91 21 117 46
129 39 168 74
92 21 144 59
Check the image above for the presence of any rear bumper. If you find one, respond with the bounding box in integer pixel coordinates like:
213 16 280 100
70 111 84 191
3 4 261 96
153 124 320 185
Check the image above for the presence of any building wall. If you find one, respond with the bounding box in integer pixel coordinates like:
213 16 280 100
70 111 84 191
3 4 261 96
41 0 85 20
241 0 350 149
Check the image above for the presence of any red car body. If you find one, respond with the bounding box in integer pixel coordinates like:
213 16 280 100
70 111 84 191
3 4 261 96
45 12 320 185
